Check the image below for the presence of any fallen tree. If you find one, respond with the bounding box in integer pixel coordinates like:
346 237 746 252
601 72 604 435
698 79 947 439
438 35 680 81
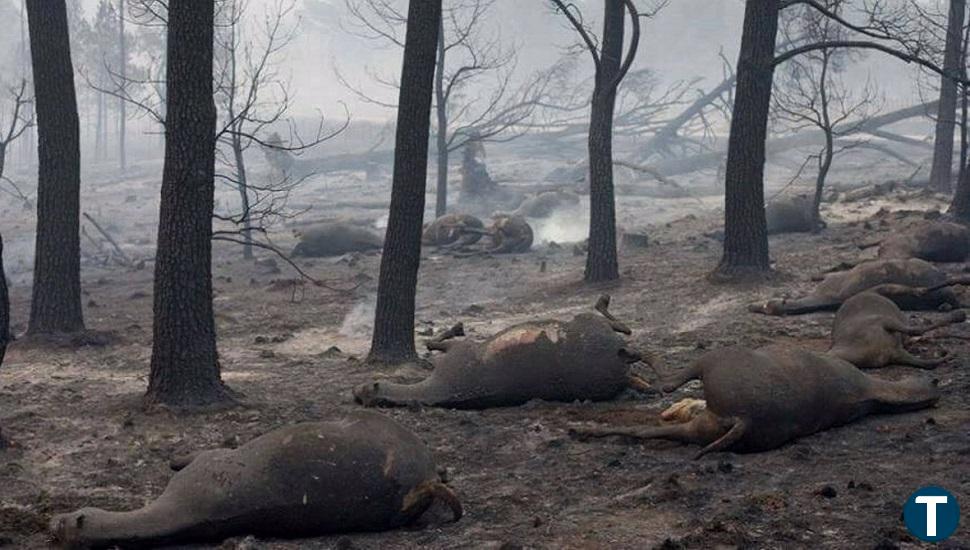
617 100 938 180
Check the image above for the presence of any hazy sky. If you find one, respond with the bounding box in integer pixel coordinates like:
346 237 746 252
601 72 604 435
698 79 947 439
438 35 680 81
56 0 929 121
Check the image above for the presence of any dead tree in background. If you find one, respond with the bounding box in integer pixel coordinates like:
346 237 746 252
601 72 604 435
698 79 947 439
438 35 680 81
928 0 965 193
103 0 340 267
25 0 86 335
773 0 879 227
118 0 127 171
713 0 962 280
368 0 441 365
146 0 235 408
0 233 8 367
0 79 34 206
214 0 308 261
339 0 545 217
551 0 641 283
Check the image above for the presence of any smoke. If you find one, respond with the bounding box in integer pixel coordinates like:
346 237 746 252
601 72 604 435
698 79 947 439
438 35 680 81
373 214 388 230
339 294 376 339
529 202 589 245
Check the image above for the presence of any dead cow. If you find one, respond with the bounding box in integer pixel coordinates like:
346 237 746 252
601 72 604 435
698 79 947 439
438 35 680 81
749 258 970 315
829 292 965 369
291 223 383 258
488 214 533 253
766 195 820 235
512 190 580 219
877 221 970 263
49 412 461 548
422 214 485 247
354 296 650 409
572 345 939 458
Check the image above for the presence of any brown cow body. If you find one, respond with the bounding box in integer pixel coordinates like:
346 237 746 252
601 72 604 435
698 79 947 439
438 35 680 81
829 292 965 369
574 345 939 458
50 412 460 548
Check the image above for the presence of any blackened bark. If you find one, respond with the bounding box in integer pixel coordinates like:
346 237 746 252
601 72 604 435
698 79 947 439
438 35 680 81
929 0 965 193
434 17 449 218
951 164 970 220
0 234 8 367
146 0 234 408
813 52 834 228
118 0 127 172
712 0 778 280
96 90 104 160
232 133 254 260
368 0 442 364
584 0 624 283
25 0 85 335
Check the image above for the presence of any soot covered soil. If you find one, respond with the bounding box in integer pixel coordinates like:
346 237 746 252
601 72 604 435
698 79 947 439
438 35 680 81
1 192 969 549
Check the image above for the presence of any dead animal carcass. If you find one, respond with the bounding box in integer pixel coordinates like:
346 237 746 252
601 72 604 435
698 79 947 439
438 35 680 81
512 191 580 219
354 296 649 409
766 195 820 235
877 221 970 263
487 215 533 253
291 223 383 258
422 214 485 247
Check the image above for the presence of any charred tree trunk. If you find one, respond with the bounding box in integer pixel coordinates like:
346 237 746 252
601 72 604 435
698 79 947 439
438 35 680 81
712 0 778 280
146 0 234 408
584 0 624 283
434 17 448 219
0 233 8 367
232 132 253 260
951 163 970 220
95 89 104 160
118 0 127 172
929 0 965 193
25 0 85 335
958 21 970 189
368 0 442 365
813 50 834 228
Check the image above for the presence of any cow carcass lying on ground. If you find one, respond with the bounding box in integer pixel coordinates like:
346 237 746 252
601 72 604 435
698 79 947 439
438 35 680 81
511 190 581 219
766 195 820 235
749 259 970 315
487 214 534 253
49 412 461 548
291 223 384 258
422 214 485 247
877 221 970 262
571 345 938 458
354 296 650 409
828 292 965 369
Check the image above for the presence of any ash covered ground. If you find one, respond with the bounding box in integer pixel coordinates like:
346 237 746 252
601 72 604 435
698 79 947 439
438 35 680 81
1 145 968 549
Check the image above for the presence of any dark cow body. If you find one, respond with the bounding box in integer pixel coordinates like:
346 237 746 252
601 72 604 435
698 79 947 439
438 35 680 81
877 221 970 262
49 412 460 548
829 292 965 369
575 345 938 458
512 191 580 219
291 223 384 257
750 259 965 315
355 300 647 409
766 195 818 235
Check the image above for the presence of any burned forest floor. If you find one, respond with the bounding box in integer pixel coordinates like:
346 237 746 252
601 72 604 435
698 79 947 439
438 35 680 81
2 166 970 549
